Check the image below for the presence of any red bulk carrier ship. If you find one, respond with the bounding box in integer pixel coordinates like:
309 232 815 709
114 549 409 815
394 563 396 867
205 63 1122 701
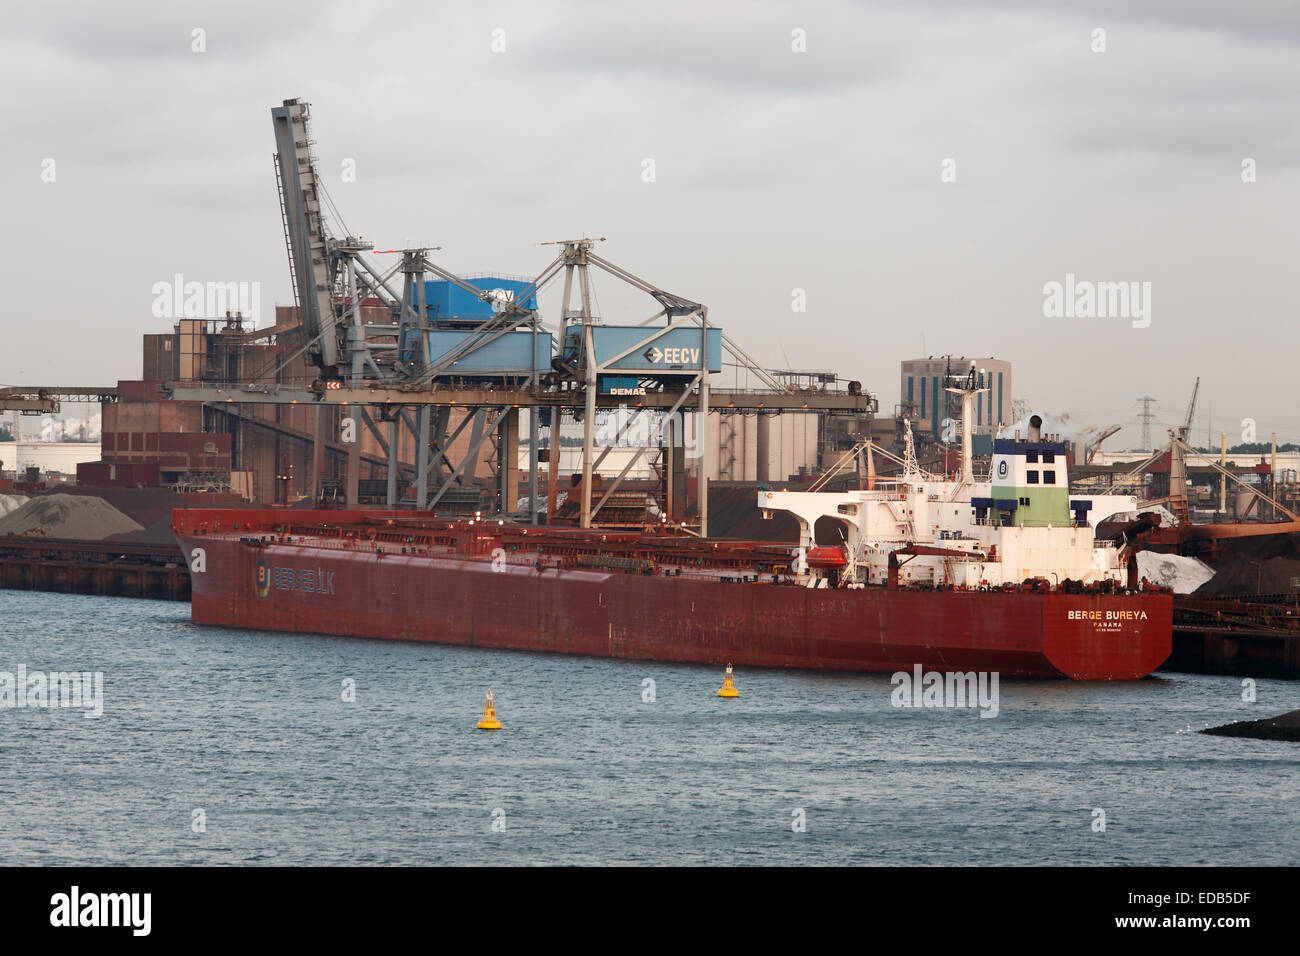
173 410 1172 680
170 99 1170 679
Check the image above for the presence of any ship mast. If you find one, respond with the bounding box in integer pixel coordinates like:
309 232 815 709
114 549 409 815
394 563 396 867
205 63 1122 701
944 361 988 489
902 420 919 478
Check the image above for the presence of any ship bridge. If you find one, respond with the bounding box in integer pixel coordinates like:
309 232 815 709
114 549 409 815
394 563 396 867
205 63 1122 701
760 398 1137 592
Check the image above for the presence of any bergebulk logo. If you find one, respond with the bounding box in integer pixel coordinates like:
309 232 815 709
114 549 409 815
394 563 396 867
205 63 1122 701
255 556 271 597
256 562 336 596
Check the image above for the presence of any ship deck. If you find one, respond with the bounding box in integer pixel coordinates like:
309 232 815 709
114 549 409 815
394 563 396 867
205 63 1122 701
172 507 1154 595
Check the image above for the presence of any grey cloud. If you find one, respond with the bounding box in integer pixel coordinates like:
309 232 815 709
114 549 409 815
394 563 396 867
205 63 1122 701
521 3 901 91
0 0 1296 438
5 0 315 61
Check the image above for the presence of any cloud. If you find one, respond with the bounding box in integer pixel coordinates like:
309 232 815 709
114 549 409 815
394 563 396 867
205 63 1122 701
2 0 315 61
0 0 1296 438
522 2 901 92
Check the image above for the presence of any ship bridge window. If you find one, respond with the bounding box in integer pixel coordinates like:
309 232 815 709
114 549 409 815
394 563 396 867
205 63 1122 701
1043 451 1055 464
1026 471 1039 485
1026 450 1039 463
1043 470 1056 485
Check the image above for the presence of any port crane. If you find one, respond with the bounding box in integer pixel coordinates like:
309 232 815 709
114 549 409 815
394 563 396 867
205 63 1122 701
166 99 872 530
1084 424 1121 464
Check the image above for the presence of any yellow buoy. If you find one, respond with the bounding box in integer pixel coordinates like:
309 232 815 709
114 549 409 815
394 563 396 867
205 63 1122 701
717 664 739 698
477 690 502 730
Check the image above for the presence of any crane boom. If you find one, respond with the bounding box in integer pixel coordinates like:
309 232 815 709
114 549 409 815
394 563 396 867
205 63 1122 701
1085 423 1122 464
272 99 340 371
1183 376 1200 434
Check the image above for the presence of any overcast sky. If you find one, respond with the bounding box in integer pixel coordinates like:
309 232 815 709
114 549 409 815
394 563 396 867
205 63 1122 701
2 0 1297 448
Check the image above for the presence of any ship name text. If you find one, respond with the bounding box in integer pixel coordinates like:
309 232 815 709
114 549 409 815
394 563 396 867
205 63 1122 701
1068 610 1149 620
272 566 335 595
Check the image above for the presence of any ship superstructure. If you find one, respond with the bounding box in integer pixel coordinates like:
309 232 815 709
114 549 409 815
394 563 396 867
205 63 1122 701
763 368 1145 591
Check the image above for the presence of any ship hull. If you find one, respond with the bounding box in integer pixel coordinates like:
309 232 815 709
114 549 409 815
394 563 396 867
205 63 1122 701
179 534 1171 680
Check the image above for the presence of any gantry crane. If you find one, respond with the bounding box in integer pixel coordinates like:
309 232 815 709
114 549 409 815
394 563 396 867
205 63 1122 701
167 99 873 532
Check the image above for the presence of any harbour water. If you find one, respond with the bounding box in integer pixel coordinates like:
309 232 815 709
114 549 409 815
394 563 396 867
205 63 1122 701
1 590 1296 866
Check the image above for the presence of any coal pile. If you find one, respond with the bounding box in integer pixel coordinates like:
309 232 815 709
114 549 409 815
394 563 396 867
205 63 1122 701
705 482 854 543
708 484 800 541
1193 555 1300 597
1202 709 1300 742
1218 531 1300 563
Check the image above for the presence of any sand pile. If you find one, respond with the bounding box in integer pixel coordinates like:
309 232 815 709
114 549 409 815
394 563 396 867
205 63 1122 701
0 494 144 540
61 486 186 529
0 493 28 516
1137 551 1215 594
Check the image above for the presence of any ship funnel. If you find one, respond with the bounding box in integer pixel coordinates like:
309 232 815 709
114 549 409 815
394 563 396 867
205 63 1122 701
1029 415 1043 442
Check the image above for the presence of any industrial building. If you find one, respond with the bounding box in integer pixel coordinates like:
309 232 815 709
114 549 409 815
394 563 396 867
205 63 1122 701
901 355 1011 440
0 439 100 480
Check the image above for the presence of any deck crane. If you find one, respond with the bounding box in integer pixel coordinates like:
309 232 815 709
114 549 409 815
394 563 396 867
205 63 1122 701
1181 377 1199 439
